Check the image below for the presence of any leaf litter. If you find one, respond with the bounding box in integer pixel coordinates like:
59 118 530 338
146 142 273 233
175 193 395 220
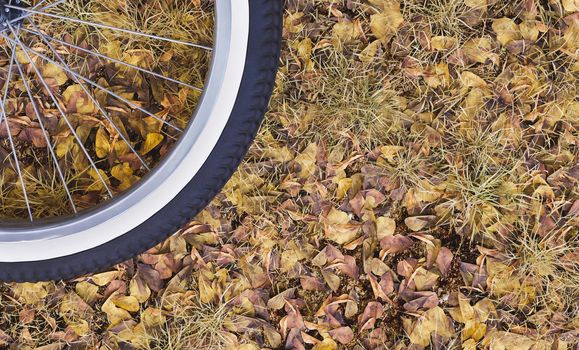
0 0 578 349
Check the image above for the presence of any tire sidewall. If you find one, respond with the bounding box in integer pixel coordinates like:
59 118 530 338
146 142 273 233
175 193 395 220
0 0 282 282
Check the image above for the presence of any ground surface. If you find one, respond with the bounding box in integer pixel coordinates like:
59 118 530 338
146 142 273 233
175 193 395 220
0 0 578 349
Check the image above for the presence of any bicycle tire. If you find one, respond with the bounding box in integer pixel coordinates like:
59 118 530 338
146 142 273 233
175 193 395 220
0 0 282 282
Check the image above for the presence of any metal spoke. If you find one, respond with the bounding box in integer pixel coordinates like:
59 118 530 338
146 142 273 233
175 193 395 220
4 24 113 197
6 0 68 28
20 24 203 92
14 44 77 213
5 4 213 51
3 35 183 132
28 20 150 171
31 0 55 10
0 31 33 220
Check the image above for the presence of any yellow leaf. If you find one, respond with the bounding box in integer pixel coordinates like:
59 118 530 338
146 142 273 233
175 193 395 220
198 270 216 304
15 49 29 64
376 216 396 240
492 18 521 45
460 71 487 89
294 142 317 179
112 295 140 313
379 145 405 163
413 268 440 290
463 339 477 350
111 163 133 182
56 135 75 158
141 132 164 155
102 292 132 327
68 319 90 337
562 0 579 12
370 2 404 44
483 330 536 350
408 307 453 347
473 298 495 322
101 40 123 60
519 20 540 42
42 62 68 86
463 38 499 64
76 281 99 305
117 322 148 349
280 250 299 273
141 307 166 328
62 85 96 114
464 0 487 9
95 127 111 159
89 271 119 286
313 338 338 350
323 208 360 244
336 178 353 200
360 40 382 62
129 276 151 304
458 292 475 321
112 163 139 191
11 283 50 305
423 63 450 88
431 36 458 51
235 345 260 350
294 38 314 71
332 20 361 49
87 168 110 192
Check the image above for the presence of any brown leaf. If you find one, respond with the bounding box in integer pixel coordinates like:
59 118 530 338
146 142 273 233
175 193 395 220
436 247 454 276
403 292 439 312
20 127 47 148
328 326 354 344
358 302 384 331
404 215 437 231
268 288 296 310
138 264 163 292
300 275 326 291
380 234 413 254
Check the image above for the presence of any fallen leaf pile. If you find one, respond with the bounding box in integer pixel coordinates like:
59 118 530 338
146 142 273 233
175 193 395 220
0 0 577 349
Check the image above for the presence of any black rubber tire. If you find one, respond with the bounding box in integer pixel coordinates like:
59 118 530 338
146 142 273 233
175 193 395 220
0 0 283 282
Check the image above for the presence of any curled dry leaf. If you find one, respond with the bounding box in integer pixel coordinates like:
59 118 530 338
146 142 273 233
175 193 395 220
102 291 132 327
370 0 404 44
322 208 361 245
403 291 439 312
358 301 384 331
404 215 437 231
492 18 522 45
436 247 454 276
405 307 454 347
376 216 396 240
141 132 164 155
328 326 354 345
380 234 413 254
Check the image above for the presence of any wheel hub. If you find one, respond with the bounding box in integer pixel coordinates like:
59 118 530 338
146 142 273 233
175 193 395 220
0 0 27 31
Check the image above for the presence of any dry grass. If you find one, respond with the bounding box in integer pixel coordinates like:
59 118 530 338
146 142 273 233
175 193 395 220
0 0 577 349
145 302 236 350
283 46 409 149
506 220 579 313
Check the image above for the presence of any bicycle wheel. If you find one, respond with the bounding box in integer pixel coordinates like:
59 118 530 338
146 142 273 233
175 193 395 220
0 0 282 282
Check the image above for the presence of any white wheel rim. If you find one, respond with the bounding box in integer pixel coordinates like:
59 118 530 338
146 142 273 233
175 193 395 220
0 0 250 262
